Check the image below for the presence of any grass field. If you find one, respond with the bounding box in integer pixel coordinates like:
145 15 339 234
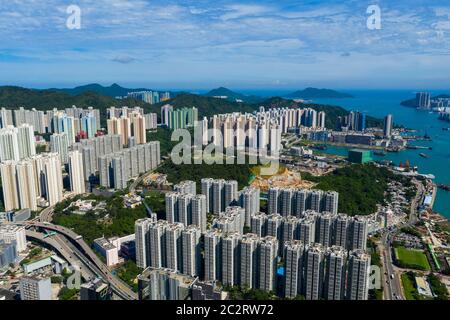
395 246 431 271
401 273 419 300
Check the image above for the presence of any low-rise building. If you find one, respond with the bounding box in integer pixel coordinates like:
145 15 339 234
415 276 433 298
80 278 112 300
93 237 119 267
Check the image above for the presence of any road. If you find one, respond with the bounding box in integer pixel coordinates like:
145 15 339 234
39 205 55 223
409 179 425 225
21 221 137 300
30 194 138 299
379 178 424 300
380 229 404 300
26 230 95 281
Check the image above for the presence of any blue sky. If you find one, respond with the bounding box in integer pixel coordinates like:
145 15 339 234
1 0 450 90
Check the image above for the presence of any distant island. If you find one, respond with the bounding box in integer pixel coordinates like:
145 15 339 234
401 94 450 108
203 87 263 103
285 87 354 99
49 83 179 98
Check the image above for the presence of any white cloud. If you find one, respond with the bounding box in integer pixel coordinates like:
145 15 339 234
219 4 273 21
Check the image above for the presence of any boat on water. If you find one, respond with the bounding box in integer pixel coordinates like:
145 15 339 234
443 127 450 131
438 184 450 191
419 153 429 158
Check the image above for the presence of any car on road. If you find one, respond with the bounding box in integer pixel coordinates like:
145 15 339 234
390 274 395 279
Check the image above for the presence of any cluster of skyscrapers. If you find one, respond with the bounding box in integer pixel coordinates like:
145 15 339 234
415 92 431 110
165 191 207 232
98 141 161 190
0 106 100 138
135 216 203 277
0 153 64 211
72 134 123 183
107 108 150 147
201 113 282 156
284 242 371 300
0 150 87 211
166 106 198 130
337 111 366 132
268 187 339 217
126 91 170 104
135 174 371 299
200 178 239 214
0 124 36 162
250 211 368 252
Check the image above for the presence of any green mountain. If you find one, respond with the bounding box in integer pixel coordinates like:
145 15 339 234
50 83 178 98
156 94 383 129
204 87 263 103
0 86 383 130
0 86 154 126
401 94 450 107
155 93 257 118
286 87 354 99
259 96 381 128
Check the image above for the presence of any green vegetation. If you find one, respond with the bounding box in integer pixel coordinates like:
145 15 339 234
401 272 423 300
401 272 448 301
154 93 257 118
53 195 148 245
286 87 354 99
51 276 63 284
258 97 383 129
367 239 382 268
146 128 177 157
154 93 385 129
58 287 79 300
401 226 422 238
224 285 277 300
20 247 44 266
367 238 383 300
204 87 263 103
394 246 431 271
428 273 448 300
116 260 142 293
0 86 152 127
304 164 408 216
143 191 166 217
1 86 387 132
36 144 47 154
157 158 255 190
